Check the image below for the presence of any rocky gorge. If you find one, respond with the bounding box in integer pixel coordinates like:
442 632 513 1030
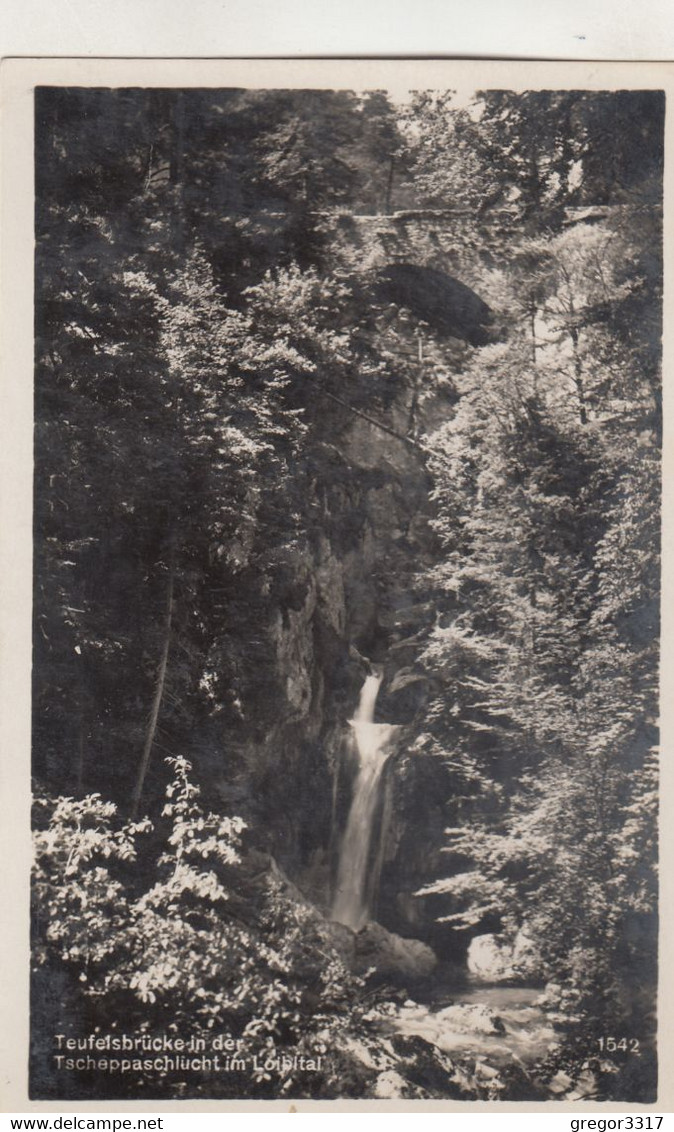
31 85 660 1102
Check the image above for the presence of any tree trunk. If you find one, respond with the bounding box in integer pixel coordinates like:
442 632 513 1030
130 538 176 820
75 709 87 796
570 325 588 424
408 332 423 437
170 92 186 251
384 154 395 214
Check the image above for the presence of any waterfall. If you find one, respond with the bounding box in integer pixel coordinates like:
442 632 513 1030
332 671 397 930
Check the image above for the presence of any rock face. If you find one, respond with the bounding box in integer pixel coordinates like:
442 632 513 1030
206 357 460 948
354 921 438 980
319 918 437 981
467 931 542 984
317 920 357 968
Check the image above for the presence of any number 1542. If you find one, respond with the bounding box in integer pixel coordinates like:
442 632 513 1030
598 1037 640 1053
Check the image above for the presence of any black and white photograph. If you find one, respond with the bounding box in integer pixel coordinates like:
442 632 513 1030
11 60 666 1105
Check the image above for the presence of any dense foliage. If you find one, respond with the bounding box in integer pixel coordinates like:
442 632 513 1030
32 757 379 1099
404 93 660 1099
33 84 661 1101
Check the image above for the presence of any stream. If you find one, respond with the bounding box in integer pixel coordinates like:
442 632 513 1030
332 674 559 1074
392 983 557 1067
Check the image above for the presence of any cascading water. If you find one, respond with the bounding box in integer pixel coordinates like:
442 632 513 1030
332 671 397 930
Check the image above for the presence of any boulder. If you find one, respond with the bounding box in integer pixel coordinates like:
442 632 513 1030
373 1070 410 1099
467 935 507 981
388 1033 465 1097
355 921 438 980
467 930 541 984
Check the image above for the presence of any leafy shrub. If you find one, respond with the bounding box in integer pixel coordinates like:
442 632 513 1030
32 757 374 1098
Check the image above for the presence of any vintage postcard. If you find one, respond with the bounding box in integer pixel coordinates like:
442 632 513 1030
1 57 672 1111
